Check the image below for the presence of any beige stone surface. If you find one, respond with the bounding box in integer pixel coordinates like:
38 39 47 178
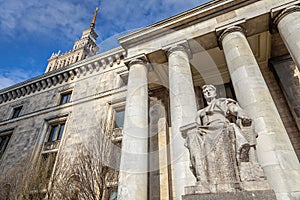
157 118 170 200
277 9 300 70
167 45 197 199
221 28 300 199
2 1 300 200
117 59 149 200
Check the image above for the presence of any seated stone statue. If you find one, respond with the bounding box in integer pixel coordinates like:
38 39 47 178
182 84 259 192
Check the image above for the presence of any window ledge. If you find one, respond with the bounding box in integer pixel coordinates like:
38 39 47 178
43 140 60 151
111 128 123 143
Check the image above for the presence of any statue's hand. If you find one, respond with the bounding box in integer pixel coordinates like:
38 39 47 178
240 116 252 126
197 128 206 136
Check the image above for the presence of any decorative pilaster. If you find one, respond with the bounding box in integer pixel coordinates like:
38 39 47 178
274 5 300 71
117 55 149 200
219 26 300 200
165 42 197 199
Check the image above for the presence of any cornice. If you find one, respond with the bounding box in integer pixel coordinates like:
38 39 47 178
0 46 127 105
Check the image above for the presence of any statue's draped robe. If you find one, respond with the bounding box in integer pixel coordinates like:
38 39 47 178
185 98 250 186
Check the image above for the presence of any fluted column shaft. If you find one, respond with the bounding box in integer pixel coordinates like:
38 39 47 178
167 44 197 199
275 6 300 70
220 26 300 200
117 57 149 200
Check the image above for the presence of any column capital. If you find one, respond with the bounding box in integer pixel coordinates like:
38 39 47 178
218 26 245 43
124 54 150 70
163 41 192 59
128 58 148 66
273 5 300 26
216 24 246 49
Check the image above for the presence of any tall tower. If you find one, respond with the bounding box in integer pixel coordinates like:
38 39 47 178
45 7 100 73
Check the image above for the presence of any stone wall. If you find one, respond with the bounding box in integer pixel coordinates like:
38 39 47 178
260 61 300 160
0 62 127 180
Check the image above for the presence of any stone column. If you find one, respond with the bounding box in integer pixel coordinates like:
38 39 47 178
117 56 149 200
166 44 197 199
219 26 300 200
274 6 300 71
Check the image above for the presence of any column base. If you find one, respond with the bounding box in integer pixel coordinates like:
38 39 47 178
182 190 276 200
184 180 271 194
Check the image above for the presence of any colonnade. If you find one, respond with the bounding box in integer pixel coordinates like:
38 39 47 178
118 6 300 200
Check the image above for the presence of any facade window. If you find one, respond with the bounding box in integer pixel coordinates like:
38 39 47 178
41 152 57 182
11 106 22 119
112 108 125 144
48 122 65 142
59 92 72 105
117 72 128 88
108 188 118 200
109 100 125 143
114 109 125 128
0 130 12 160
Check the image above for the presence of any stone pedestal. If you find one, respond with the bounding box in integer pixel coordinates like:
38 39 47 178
181 122 272 199
182 190 276 200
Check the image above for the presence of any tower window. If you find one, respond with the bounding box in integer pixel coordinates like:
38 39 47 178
59 92 72 105
48 122 65 142
11 106 22 119
0 130 12 160
114 109 125 128
40 152 57 184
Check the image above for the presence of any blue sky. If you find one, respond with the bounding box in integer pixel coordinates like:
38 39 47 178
0 0 209 90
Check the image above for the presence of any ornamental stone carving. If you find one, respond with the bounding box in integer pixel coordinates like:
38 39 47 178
218 26 245 45
128 57 148 67
125 54 150 71
165 42 192 59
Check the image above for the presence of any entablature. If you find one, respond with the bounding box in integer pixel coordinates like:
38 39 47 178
119 0 299 57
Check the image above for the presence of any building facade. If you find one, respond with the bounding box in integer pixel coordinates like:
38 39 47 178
0 0 300 199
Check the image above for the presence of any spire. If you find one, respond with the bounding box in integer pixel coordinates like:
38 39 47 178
90 7 99 29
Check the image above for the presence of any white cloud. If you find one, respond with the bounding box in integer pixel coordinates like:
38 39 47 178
0 0 209 48
0 68 40 90
0 0 97 42
0 76 15 90
0 0 211 87
97 0 209 40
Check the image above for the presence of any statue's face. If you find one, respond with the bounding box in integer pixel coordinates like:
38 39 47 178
203 86 216 100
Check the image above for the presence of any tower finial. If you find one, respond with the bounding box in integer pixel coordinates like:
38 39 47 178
90 7 99 29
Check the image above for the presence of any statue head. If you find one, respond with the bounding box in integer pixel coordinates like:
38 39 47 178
202 84 217 102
